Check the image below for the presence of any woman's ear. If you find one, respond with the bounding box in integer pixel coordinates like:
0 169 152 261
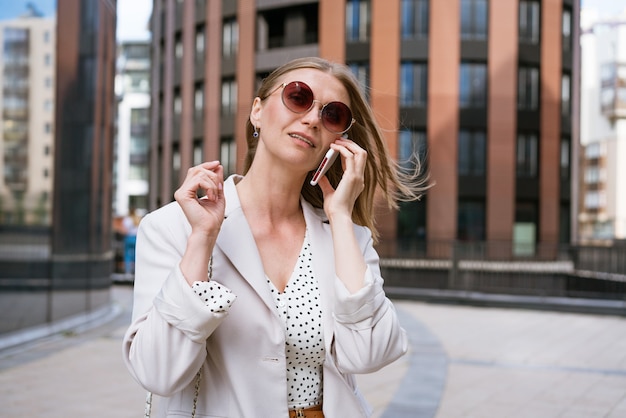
250 97 262 128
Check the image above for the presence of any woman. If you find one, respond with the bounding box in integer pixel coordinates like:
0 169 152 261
123 57 426 418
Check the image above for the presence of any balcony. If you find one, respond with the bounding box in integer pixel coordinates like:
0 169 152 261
600 62 626 120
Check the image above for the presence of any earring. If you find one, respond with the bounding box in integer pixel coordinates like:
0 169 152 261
253 126 259 138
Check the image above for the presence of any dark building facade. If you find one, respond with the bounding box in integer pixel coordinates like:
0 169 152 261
0 0 117 337
149 0 579 260
51 0 117 312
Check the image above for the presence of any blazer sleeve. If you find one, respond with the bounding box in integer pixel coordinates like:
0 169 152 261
330 227 408 374
122 205 231 396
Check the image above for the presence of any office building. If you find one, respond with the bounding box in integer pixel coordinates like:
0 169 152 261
150 0 579 258
579 8 626 243
114 41 151 217
0 0 117 336
0 8 55 226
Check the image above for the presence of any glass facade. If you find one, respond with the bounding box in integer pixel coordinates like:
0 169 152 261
461 0 487 40
2 27 30 223
519 0 540 44
460 62 487 108
518 66 539 110
400 62 428 107
346 0 371 43
458 130 486 176
401 0 429 40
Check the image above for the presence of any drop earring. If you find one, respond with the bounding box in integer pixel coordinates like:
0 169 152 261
253 126 259 138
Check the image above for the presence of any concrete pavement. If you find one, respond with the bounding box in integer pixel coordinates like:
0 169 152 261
1 285 626 417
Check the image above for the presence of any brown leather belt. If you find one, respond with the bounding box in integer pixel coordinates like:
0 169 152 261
288 404 324 418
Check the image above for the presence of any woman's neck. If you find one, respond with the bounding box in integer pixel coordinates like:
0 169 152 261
236 166 305 224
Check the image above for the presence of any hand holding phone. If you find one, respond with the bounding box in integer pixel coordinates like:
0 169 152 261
310 148 339 186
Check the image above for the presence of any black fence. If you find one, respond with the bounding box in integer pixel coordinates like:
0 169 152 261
378 240 626 307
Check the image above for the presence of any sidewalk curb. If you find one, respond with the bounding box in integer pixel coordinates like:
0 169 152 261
386 287 626 317
0 302 122 353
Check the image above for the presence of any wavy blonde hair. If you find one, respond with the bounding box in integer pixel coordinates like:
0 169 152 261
244 57 428 242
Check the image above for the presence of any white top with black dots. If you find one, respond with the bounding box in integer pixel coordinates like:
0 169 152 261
267 230 325 410
191 231 324 410
191 279 236 312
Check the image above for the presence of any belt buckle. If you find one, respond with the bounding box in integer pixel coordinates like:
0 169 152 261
296 409 305 418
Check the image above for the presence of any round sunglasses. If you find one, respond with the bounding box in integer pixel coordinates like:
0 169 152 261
267 81 356 135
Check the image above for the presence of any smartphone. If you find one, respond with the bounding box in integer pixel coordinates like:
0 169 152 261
310 148 339 186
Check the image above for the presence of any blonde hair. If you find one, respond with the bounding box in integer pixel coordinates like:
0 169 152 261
244 57 429 242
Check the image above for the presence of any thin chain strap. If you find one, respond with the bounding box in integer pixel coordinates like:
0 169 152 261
143 391 152 418
144 370 202 417
144 257 212 417
191 369 202 417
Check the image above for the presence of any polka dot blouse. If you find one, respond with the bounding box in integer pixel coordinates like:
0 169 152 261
192 278 236 312
267 230 325 410
191 230 324 410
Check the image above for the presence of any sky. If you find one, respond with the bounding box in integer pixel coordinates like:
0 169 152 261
581 0 626 16
117 0 152 42
0 0 56 19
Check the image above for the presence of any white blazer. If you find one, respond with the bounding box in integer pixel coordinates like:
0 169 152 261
123 175 408 418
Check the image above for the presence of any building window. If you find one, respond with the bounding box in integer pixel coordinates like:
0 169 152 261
599 62 626 116
175 35 183 59
585 142 602 159
220 136 237 177
257 5 318 50
193 142 203 166
221 79 237 116
461 0 487 40
518 66 539 110
458 200 485 241
44 53 51 66
401 0 429 39
519 1 540 44
223 18 238 57
584 190 605 210
458 130 486 176
516 132 538 178
514 202 537 256
129 163 149 181
400 62 428 107
561 73 571 117
398 129 428 174
584 166 600 184
346 0 371 42
460 62 486 108
174 92 182 115
560 137 570 181
196 26 205 55
172 146 181 191
195 84 204 112
348 61 370 98
562 8 572 52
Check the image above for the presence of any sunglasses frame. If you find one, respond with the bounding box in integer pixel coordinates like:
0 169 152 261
267 81 356 135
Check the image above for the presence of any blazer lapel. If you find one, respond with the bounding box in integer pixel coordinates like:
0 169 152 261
215 176 277 314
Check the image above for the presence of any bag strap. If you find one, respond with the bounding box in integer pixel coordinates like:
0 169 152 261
144 369 202 418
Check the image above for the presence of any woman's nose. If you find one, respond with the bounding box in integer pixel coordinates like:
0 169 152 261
300 100 322 127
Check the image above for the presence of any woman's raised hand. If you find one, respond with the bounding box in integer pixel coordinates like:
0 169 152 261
174 161 225 238
317 137 366 222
